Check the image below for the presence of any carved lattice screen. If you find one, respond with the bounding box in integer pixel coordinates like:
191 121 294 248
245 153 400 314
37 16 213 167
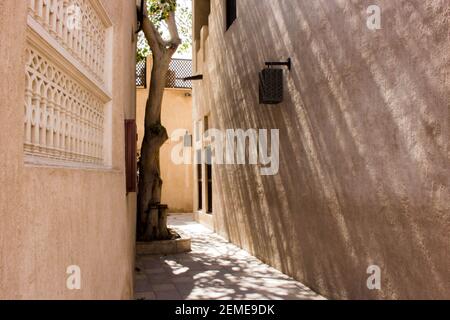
25 0 112 167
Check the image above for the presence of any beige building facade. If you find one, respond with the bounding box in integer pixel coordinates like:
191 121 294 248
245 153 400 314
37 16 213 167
136 56 194 213
0 0 137 299
192 0 449 299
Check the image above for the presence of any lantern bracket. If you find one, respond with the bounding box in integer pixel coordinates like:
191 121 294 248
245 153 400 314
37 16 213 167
265 58 291 71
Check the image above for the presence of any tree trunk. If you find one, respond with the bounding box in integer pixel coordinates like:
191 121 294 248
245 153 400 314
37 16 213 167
137 3 181 242
137 56 174 241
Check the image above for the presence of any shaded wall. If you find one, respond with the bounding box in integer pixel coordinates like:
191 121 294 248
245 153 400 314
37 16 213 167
136 57 194 213
193 0 449 299
0 0 137 299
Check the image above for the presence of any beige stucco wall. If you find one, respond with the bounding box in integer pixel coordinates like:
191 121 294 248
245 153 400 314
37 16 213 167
193 0 449 299
0 0 137 299
136 57 194 213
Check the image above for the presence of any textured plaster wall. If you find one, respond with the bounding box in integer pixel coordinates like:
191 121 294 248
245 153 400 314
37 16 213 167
193 0 449 299
136 57 194 213
0 0 137 299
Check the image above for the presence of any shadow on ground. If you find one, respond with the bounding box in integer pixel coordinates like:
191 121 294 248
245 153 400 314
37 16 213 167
134 215 324 300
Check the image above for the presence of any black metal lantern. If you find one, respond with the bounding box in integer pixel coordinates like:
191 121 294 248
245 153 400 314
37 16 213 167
259 58 291 105
259 68 284 104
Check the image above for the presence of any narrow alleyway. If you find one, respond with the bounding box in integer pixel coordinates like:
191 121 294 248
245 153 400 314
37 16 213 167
134 214 324 300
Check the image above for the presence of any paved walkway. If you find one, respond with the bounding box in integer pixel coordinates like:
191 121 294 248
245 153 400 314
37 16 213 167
134 214 324 300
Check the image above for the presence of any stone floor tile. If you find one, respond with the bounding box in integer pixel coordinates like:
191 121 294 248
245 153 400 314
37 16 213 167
175 283 195 295
134 279 152 293
134 273 147 281
135 291 156 300
152 283 177 292
171 276 193 284
147 275 174 285
145 267 166 275
155 290 182 300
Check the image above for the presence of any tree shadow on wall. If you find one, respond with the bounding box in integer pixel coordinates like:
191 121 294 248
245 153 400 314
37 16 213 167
204 0 449 300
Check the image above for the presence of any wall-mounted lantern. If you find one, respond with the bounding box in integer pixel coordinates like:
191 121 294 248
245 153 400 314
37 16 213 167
259 58 291 105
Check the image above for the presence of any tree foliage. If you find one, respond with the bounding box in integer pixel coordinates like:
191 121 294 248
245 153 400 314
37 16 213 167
137 0 192 61
148 0 177 21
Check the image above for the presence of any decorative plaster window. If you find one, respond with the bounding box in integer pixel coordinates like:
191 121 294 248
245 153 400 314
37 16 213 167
28 0 107 84
24 0 113 168
24 46 105 165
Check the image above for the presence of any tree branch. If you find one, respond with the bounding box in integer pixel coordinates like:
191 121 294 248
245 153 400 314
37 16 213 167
141 4 166 58
166 10 182 53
